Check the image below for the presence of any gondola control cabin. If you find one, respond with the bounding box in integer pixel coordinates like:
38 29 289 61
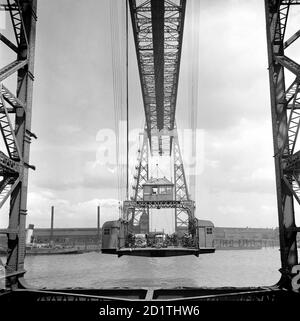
143 177 174 202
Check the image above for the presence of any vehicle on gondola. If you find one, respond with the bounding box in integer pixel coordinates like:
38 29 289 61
134 234 147 248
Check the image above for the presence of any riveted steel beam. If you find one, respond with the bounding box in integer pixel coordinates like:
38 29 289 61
128 0 186 155
128 128 149 232
265 0 299 289
173 126 191 231
0 0 37 290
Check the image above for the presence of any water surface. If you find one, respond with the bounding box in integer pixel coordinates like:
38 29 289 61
2 248 282 289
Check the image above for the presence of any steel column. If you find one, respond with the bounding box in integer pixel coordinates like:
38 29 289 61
265 0 299 288
128 128 149 233
0 0 37 289
173 127 191 231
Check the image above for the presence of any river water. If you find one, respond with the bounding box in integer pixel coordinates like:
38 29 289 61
0 247 285 289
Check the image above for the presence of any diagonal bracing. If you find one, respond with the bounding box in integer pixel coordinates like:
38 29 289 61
0 0 37 288
265 0 300 288
129 0 186 155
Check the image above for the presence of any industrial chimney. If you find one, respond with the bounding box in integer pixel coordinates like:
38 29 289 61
25 224 34 245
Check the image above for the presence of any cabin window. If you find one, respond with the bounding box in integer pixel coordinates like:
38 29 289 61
104 228 110 235
206 227 213 234
166 187 172 194
159 187 166 194
152 187 158 194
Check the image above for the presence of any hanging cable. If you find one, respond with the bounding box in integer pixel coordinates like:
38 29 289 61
126 0 129 201
110 0 126 205
109 1 118 202
120 0 127 204
188 0 200 201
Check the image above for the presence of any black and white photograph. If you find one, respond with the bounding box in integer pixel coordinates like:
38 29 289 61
0 0 300 318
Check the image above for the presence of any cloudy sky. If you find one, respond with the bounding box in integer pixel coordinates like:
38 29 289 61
2 0 299 230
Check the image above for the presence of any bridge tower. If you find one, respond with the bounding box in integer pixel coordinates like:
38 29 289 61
0 0 37 288
129 128 149 234
173 127 190 231
129 125 192 236
117 0 200 255
265 0 300 289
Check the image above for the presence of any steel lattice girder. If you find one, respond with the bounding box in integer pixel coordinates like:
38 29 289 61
123 199 195 234
125 125 193 232
173 129 190 229
0 0 37 288
123 200 194 210
128 129 149 228
265 0 300 288
129 0 186 155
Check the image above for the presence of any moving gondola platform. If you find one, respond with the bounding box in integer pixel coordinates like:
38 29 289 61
117 246 215 257
102 211 216 258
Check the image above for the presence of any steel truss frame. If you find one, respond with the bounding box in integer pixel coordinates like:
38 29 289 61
129 128 149 232
0 0 36 288
128 0 186 155
123 200 194 219
2 0 298 296
0 0 298 300
126 125 192 234
173 128 191 230
265 0 300 289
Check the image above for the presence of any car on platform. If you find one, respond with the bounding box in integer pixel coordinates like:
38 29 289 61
154 234 167 248
134 234 147 248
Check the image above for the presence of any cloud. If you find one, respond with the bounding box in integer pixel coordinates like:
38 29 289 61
200 118 275 193
32 164 119 194
191 117 278 227
177 0 269 131
81 161 118 189
26 192 120 228
0 0 284 230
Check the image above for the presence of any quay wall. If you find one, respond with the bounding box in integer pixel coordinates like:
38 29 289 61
0 226 285 249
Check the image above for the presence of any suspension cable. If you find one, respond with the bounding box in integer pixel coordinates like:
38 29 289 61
188 0 200 201
110 0 126 204
126 0 129 201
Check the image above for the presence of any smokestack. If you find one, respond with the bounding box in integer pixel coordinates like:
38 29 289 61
26 224 34 245
50 206 54 242
97 205 100 240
